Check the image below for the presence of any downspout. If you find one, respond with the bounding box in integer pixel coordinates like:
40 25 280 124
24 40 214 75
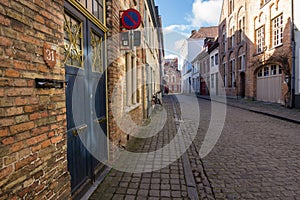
291 0 296 107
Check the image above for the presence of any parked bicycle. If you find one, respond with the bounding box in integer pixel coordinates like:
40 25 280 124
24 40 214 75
151 90 162 106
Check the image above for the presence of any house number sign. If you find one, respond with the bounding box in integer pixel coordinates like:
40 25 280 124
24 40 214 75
43 44 57 68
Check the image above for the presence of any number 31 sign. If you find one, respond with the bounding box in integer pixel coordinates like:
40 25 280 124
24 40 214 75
43 43 57 68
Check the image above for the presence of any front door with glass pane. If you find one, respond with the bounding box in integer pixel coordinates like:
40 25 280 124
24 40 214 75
64 2 107 194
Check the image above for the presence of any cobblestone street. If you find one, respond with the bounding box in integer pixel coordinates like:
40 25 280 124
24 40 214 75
196 98 300 199
88 94 300 200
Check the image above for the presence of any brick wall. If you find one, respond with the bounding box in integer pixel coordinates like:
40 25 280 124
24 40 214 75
106 0 142 156
0 0 70 199
248 0 292 103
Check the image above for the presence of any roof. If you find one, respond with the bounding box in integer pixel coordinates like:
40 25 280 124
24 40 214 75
189 26 218 39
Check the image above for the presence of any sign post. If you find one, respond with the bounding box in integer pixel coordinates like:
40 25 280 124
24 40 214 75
120 8 142 50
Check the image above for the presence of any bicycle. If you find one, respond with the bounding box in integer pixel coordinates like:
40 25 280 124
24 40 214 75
151 90 162 106
149 91 163 116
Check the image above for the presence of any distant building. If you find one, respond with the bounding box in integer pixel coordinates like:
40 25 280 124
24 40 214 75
181 27 218 94
208 39 220 96
164 58 181 93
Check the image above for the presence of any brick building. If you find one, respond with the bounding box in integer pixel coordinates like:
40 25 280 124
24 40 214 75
219 0 294 106
163 58 181 93
106 0 163 150
0 0 163 199
0 0 70 199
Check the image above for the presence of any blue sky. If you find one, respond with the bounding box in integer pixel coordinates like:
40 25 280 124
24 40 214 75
155 0 223 65
155 0 195 28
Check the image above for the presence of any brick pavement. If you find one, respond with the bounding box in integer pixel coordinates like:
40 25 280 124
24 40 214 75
194 97 300 200
88 95 211 200
87 94 300 200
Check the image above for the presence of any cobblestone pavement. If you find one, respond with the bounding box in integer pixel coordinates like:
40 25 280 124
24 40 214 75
88 94 300 200
198 95 300 124
194 98 300 200
89 95 212 200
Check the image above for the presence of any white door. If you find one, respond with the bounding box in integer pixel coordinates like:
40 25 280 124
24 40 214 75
256 65 282 103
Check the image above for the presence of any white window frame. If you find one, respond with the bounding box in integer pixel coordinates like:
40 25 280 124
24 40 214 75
272 14 283 47
256 26 265 53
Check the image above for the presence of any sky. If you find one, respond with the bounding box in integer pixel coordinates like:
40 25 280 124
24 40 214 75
155 0 223 67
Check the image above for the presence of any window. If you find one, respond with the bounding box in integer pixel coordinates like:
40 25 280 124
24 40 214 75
172 75 176 83
264 66 269 76
215 53 219 65
207 58 210 72
231 59 235 87
272 14 283 47
256 26 265 53
258 69 263 77
165 75 169 83
229 0 234 15
279 67 282 74
238 16 245 43
64 12 83 67
229 27 235 48
222 29 227 52
232 34 235 48
211 56 214 67
238 55 245 70
125 53 138 106
211 74 214 88
78 0 104 22
223 62 227 87
271 65 277 75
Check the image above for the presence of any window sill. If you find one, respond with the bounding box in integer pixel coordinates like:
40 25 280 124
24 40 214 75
270 44 283 51
253 51 264 57
125 103 141 113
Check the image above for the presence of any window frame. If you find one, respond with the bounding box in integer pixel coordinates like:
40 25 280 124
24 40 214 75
272 14 283 48
256 25 265 54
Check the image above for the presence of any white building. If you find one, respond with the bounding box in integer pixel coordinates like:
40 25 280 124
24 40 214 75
294 0 300 108
181 27 218 94
208 41 219 96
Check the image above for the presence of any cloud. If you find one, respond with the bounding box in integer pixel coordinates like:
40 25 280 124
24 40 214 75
163 25 192 35
188 0 222 27
161 0 223 67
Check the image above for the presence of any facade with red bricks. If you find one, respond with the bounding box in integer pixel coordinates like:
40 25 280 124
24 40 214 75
218 0 294 106
163 58 181 93
106 0 163 151
0 0 70 199
0 0 163 199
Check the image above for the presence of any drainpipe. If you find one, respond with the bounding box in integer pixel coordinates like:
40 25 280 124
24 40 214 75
291 0 296 108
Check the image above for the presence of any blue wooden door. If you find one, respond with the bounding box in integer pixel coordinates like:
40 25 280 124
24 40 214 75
64 3 107 194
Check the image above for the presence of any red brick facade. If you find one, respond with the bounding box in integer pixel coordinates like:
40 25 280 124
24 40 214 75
164 58 181 93
1 0 163 198
218 0 293 105
0 0 70 199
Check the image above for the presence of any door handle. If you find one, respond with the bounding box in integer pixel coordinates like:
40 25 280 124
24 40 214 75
96 117 107 124
72 124 88 136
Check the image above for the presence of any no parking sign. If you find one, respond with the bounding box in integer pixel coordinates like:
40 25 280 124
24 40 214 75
121 8 141 30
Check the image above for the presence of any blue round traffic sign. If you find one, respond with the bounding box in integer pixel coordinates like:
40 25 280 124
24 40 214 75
121 8 141 30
